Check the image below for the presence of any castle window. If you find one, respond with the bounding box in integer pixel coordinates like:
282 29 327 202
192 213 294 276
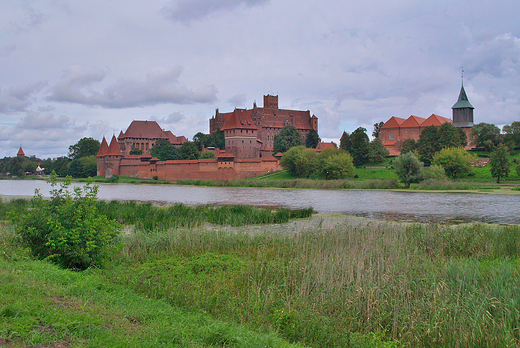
390 134 394 140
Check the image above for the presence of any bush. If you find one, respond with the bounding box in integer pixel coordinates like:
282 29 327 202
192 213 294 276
424 164 446 180
105 174 119 183
432 147 476 179
394 152 424 188
12 175 121 270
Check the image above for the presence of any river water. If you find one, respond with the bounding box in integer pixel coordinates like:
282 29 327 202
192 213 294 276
1 180 519 224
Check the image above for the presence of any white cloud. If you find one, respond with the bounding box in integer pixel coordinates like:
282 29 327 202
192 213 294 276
0 81 47 113
48 66 218 108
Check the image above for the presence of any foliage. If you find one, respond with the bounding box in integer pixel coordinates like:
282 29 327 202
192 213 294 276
0 155 44 176
200 151 216 159
432 147 476 179
471 122 501 151
368 138 389 164
280 146 318 178
400 138 416 154
424 164 446 180
319 149 355 179
273 125 304 154
503 121 520 150
68 155 97 178
339 131 351 152
438 123 464 149
129 147 143 155
193 130 225 151
11 175 121 270
305 129 321 149
350 127 370 167
68 137 100 160
393 152 424 187
489 143 510 183
517 160 520 177
179 141 200 160
417 125 440 166
372 121 385 138
150 139 177 161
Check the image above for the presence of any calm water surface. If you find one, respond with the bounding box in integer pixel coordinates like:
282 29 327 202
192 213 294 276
1 180 519 224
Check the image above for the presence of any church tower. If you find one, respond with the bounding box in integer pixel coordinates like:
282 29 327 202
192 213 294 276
452 83 474 128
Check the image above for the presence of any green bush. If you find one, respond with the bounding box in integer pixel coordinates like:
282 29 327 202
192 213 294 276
12 175 121 270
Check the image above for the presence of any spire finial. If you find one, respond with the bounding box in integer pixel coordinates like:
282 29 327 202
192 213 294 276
461 67 464 85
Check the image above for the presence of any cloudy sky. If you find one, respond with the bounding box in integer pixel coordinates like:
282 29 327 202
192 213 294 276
1 0 519 158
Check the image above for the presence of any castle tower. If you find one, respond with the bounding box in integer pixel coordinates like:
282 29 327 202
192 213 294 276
452 83 474 128
263 94 278 109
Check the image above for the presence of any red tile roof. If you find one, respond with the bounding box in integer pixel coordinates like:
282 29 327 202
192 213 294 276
220 109 257 131
96 137 109 157
119 120 187 145
17 146 25 156
381 116 406 129
106 135 123 156
401 115 426 128
421 114 452 127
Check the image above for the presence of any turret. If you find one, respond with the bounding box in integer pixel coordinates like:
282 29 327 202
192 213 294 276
452 83 474 128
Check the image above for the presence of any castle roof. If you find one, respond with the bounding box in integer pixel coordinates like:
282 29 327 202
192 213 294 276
17 146 25 156
96 136 109 157
119 120 186 145
106 135 123 156
256 108 314 130
452 84 474 109
220 109 257 131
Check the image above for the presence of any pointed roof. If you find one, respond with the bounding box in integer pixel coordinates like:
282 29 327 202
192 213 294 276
106 135 123 156
452 84 474 109
96 136 109 157
401 115 426 128
421 114 452 127
381 116 406 129
17 146 25 156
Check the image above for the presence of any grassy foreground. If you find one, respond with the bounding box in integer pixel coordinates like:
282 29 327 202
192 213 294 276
2 199 520 347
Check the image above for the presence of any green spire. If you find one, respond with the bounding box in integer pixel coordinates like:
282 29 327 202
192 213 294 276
452 84 474 109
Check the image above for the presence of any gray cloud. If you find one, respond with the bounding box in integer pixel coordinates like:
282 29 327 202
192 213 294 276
162 0 269 23
0 81 47 113
0 45 16 57
227 93 247 107
9 6 47 33
48 66 218 108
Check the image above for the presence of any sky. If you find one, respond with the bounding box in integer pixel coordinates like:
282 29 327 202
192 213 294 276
1 0 519 159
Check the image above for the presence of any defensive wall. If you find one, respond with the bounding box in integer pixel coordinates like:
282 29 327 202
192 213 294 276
98 154 281 180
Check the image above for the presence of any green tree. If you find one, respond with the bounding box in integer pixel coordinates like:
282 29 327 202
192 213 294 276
432 148 476 179
68 155 97 178
200 151 216 159
394 152 424 188
372 121 385 138
319 149 355 179
339 131 351 152
400 138 417 154
350 127 369 167
150 139 177 161
305 129 321 149
503 121 520 150
273 125 303 154
193 132 209 151
179 141 200 160
457 128 468 148
417 125 440 166
279 146 318 178
471 123 501 151
489 143 510 183
129 147 143 155
12 175 121 270
68 137 101 160
52 157 71 177
368 138 389 163
438 123 463 149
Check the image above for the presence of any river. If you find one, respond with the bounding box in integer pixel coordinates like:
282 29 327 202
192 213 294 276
1 180 519 224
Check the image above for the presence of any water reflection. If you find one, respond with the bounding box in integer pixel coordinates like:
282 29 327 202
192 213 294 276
1 180 519 225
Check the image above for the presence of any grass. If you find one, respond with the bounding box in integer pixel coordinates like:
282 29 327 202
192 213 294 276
4 195 520 347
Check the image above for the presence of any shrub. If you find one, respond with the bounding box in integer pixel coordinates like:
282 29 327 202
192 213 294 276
394 152 424 188
105 174 119 183
12 175 121 270
432 147 476 179
424 164 446 180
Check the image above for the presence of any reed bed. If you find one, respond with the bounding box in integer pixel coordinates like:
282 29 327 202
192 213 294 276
105 221 520 347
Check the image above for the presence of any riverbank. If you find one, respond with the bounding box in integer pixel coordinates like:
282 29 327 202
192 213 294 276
3 210 520 347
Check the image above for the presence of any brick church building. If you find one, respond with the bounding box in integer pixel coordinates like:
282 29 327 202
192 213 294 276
210 95 318 159
117 120 187 155
379 83 475 156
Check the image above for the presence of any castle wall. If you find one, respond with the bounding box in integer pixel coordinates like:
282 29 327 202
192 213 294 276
98 156 281 180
